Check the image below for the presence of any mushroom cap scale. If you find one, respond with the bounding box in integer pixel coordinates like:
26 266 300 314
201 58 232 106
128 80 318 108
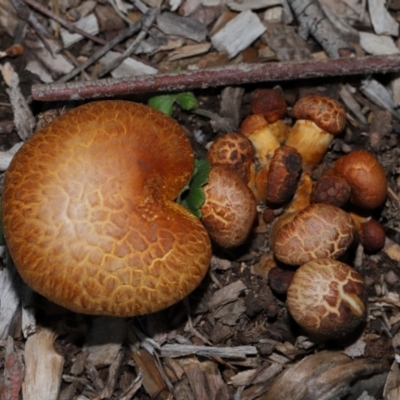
2 100 211 317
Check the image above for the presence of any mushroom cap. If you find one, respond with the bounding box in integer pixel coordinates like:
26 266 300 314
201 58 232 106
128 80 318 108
311 173 351 207
207 132 255 182
271 203 355 265
251 89 287 123
265 145 302 205
2 100 211 317
287 258 367 339
201 164 257 248
292 94 347 135
333 149 387 209
240 114 268 136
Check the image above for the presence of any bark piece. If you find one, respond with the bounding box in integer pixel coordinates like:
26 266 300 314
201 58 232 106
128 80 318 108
287 0 353 58
184 359 230 400
359 32 400 55
260 350 383 400
368 0 399 36
211 10 266 58
384 360 400 400
23 328 64 400
157 12 207 42
262 23 312 61
85 317 128 367
208 280 247 309
0 336 24 399
131 349 168 398
0 62 35 140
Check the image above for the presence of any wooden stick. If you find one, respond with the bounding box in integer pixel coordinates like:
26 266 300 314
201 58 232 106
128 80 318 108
31 55 400 102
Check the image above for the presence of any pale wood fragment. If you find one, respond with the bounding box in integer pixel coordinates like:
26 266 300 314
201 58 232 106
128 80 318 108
287 0 353 57
0 62 35 140
211 10 266 59
261 351 383 400
360 78 400 120
359 32 400 55
208 280 247 309
157 12 208 42
99 51 158 78
60 14 100 48
368 0 399 36
167 43 212 61
227 0 283 11
159 343 257 359
0 265 21 340
23 328 64 400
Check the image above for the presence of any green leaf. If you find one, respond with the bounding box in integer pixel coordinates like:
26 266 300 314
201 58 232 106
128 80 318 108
178 159 212 218
176 92 198 111
148 94 177 116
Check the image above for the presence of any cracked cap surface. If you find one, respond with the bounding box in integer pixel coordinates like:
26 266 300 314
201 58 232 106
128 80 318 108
2 100 211 317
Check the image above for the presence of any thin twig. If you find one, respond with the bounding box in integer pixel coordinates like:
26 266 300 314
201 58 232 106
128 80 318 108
57 20 142 83
97 8 156 78
31 55 400 102
23 0 121 49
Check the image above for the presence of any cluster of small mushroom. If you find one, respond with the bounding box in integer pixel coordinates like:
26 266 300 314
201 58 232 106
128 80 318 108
206 89 388 340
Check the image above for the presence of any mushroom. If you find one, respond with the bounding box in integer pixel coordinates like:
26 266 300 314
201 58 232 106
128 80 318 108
332 149 387 210
200 164 257 248
250 88 290 143
256 145 302 206
2 100 212 317
270 202 355 266
285 94 347 168
207 132 255 182
311 172 351 207
349 212 386 253
240 114 280 167
286 258 367 340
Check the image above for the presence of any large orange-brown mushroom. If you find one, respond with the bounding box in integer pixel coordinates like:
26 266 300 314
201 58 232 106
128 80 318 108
2 100 212 317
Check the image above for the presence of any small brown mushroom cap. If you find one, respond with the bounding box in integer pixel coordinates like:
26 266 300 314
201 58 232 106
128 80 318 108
311 173 351 207
333 149 387 210
271 203 355 265
240 114 268 136
2 101 212 317
207 132 255 182
201 164 257 248
265 145 303 205
251 89 287 123
292 94 347 134
350 212 386 253
287 258 367 339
